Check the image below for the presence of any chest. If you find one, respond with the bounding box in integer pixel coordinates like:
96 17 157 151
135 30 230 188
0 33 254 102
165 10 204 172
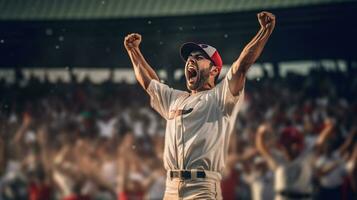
277 160 312 184
168 92 217 121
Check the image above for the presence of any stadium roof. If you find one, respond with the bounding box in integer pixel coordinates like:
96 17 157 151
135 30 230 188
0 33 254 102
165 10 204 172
0 1 356 68
0 0 354 20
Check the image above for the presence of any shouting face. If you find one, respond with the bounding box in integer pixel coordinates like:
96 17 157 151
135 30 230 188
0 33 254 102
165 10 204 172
185 51 214 91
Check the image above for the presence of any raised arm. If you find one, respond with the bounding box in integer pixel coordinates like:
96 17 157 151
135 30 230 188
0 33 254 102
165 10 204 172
255 124 278 170
229 11 275 95
346 144 357 177
337 127 356 156
124 33 159 90
37 126 54 185
13 113 32 145
315 118 335 150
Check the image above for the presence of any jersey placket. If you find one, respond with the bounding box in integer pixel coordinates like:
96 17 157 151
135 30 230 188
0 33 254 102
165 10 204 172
180 103 187 170
174 95 190 170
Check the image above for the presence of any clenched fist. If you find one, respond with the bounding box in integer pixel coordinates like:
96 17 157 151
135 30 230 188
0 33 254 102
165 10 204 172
124 33 142 51
257 11 276 29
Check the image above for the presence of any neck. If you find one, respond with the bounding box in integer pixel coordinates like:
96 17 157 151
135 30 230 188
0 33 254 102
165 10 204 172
191 82 214 94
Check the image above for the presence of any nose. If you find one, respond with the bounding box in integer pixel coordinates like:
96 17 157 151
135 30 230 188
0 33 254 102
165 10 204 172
187 57 196 64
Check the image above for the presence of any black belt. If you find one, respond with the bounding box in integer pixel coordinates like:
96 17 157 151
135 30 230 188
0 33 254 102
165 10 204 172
279 191 312 199
169 170 206 180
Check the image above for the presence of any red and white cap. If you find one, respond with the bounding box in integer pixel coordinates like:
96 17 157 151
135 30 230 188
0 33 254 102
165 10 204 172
180 42 223 73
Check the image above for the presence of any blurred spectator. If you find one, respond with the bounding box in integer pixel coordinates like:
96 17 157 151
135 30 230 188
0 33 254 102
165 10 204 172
0 66 356 199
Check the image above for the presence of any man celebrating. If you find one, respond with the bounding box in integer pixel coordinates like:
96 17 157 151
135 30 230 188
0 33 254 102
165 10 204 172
124 11 275 199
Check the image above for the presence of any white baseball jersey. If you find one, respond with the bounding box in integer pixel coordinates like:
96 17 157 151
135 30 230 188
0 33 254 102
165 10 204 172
274 144 316 199
147 69 244 176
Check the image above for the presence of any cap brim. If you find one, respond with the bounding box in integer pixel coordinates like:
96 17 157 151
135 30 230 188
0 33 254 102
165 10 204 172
180 42 210 62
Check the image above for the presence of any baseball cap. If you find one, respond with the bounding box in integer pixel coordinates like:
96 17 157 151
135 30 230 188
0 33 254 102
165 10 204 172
180 42 223 73
279 127 304 151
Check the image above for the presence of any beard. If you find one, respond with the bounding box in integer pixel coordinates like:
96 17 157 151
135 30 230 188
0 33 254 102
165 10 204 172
186 67 210 91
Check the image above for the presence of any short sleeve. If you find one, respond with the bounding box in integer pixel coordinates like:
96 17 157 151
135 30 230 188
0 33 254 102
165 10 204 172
214 68 245 116
146 80 187 120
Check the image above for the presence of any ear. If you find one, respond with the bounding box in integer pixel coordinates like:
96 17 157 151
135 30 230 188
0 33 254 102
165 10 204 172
210 66 219 77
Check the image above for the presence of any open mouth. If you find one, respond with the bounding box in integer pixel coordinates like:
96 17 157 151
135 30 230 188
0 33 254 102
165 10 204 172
187 65 198 84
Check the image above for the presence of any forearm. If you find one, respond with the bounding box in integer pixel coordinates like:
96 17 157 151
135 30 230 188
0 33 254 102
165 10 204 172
317 162 340 177
256 133 268 157
127 47 159 89
117 159 127 192
338 129 356 155
130 48 159 80
228 25 274 95
256 131 277 170
13 124 28 144
233 27 273 75
316 121 334 148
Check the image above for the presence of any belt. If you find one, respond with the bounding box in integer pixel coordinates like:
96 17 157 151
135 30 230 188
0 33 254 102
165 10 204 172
169 170 206 180
279 191 312 199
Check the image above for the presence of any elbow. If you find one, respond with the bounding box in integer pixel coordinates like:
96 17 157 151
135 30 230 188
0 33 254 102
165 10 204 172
134 73 151 90
142 79 153 90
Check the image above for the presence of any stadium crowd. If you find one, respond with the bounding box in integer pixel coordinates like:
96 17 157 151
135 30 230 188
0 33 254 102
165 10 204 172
0 66 356 200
